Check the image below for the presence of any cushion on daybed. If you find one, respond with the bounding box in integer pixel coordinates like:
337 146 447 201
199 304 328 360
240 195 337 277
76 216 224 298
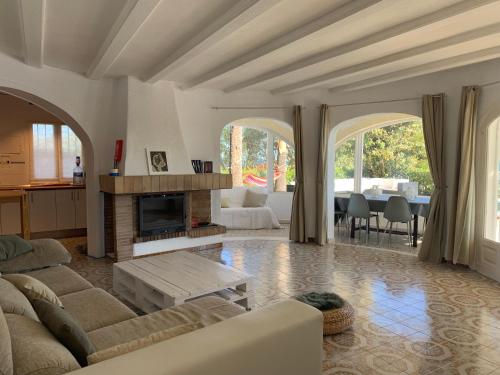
0 235 32 261
0 277 39 321
242 189 268 207
5 313 80 375
88 296 244 351
3 274 63 307
0 307 13 375
33 299 96 367
26 265 93 297
59 288 137 332
0 239 71 274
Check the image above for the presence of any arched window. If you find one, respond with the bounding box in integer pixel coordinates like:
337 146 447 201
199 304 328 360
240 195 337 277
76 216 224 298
485 118 500 242
335 119 432 196
220 124 295 192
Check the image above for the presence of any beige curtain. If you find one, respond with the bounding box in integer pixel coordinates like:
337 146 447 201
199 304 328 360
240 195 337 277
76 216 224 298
418 94 447 263
449 86 480 266
315 104 329 245
290 105 307 243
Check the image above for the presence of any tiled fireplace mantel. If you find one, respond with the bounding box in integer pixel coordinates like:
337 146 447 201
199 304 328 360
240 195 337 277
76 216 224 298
100 174 232 194
100 174 232 261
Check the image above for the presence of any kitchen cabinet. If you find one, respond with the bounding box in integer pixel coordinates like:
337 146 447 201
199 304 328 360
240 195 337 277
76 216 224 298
29 190 57 232
29 188 86 233
0 201 22 235
56 189 76 230
74 189 86 229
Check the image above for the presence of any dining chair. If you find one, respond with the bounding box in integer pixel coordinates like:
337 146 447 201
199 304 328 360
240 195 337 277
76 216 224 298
334 198 349 237
383 196 412 246
347 193 380 243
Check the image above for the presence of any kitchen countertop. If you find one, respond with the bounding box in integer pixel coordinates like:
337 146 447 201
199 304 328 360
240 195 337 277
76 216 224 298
0 184 86 191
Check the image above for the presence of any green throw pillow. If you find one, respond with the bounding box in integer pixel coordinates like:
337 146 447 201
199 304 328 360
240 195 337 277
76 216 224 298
32 299 96 366
0 235 33 261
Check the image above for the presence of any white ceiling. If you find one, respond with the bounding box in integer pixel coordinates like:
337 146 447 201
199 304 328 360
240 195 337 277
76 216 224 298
3 0 500 94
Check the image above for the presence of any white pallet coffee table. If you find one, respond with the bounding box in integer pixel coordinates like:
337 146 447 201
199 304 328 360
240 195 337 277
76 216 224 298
113 251 254 313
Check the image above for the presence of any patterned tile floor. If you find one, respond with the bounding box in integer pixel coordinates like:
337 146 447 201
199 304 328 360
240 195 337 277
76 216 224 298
60 237 500 375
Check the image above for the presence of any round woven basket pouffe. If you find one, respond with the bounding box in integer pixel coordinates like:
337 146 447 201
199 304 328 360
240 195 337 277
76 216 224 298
295 292 355 335
322 301 355 335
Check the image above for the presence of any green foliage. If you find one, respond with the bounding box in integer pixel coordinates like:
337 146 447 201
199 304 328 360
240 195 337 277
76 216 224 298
242 127 267 167
335 121 434 195
335 139 355 179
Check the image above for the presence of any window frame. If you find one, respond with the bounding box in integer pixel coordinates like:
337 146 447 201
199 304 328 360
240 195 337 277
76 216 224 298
220 125 295 194
30 123 83 184
334 120 429 196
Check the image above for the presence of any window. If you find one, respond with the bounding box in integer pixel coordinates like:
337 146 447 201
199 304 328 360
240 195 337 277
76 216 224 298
334 120 432 196
220 124 294 192
31 124 83 182
485 119 500 242
334 138 355 192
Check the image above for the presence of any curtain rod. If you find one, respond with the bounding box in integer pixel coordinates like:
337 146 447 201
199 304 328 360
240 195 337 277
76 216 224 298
211 106 297 110
326 95 445 108
480 79 500 88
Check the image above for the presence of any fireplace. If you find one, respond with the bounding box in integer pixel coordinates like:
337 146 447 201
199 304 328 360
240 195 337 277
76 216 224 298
137 193 186 236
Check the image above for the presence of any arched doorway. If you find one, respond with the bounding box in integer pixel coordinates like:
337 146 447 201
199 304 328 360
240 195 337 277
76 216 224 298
217 117 293 239
327 113 431 247
0 87 96 256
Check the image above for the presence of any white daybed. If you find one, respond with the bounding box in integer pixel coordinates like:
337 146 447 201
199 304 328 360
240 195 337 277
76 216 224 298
220 187 281 230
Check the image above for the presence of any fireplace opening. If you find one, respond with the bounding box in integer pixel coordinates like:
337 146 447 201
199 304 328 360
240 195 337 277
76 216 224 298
137 193 186 236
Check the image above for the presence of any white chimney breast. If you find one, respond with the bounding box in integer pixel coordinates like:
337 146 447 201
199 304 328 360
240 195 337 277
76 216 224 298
124 77 194 176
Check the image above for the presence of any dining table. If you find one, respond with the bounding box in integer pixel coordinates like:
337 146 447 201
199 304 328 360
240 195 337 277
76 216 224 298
335 193 431 247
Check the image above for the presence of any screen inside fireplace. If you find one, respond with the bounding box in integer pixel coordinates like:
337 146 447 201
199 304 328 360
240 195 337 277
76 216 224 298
138 193 185 236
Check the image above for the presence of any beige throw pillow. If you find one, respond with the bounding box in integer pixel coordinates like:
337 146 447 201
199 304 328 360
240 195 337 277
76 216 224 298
87 322 201 365
0 306 13 375
221 197 231 208
0 278 39 321
3 274 63 308
242 190 268 208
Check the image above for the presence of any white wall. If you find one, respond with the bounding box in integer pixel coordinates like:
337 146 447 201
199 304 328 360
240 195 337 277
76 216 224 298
124 78 193 175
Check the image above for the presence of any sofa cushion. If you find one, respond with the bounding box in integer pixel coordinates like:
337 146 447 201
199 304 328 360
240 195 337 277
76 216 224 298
3 274 63 307
87 323 200 365
26 265 93 297
5 313 80 375
88 296 243 351
0 239 71 274
242 189 268 207
0 278 38 321
0 307 13 375
33 299 96 367
60 288 137 332
0 235 32 261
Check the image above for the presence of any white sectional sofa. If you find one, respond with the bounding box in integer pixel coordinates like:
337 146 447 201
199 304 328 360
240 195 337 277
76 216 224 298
220 187 281 229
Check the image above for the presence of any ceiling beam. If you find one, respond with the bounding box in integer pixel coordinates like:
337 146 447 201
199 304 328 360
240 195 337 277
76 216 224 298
17 0 45 67
87 0 162 80
182 0 382 89
271 22 500 94
223 0 500 93
327 45 500 93
144 0 283 83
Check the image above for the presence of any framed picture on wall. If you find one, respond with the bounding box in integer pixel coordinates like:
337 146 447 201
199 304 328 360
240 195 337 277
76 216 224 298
146 148 169 175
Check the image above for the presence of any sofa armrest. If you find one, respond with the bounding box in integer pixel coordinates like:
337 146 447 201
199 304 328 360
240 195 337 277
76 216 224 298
69 300 323 375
